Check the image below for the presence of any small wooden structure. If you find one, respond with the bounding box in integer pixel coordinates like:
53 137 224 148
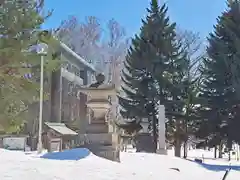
0 135 28 151
43 122 77 152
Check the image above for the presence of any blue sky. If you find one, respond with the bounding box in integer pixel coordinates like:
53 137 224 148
43 0 227 39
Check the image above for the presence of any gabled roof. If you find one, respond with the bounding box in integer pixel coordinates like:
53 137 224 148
45 122 77 136
59 42 96 72
27 41 96 72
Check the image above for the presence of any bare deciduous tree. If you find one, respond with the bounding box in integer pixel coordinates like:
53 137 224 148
170 28 205 158
176 28 204 76
102 19 129 86
57 16 102 63
56 16 129 123
57 16 129 87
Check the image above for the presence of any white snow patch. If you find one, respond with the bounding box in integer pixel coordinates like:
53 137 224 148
0 148 239 180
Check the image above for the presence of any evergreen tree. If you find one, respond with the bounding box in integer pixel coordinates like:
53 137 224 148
165 52 203 157
118 0 183 152
0 0 60 133
166 30 203 158
197 0 240 152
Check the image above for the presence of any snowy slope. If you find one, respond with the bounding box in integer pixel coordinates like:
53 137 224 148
0 148 239 180
121 152 240 180
0 149 176 180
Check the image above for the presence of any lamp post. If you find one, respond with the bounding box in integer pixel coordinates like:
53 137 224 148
36 43 48 154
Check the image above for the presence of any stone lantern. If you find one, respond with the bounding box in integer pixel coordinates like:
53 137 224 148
78 73 119 161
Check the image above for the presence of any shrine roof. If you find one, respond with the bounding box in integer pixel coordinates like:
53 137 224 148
45 122 77 136
59 42 96 72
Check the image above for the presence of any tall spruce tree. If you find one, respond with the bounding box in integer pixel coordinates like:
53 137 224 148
165 31 203 158
0 0 60 133
220 0 240 146
197 0 240 153
118 0 183 152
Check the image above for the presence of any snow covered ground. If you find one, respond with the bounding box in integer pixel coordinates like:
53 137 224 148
0 148 239 180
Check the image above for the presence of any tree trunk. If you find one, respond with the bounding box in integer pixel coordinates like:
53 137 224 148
184 107 189 159
228 151 231 161
218 142 223 158
214 146 217 159
183 141 187 159
227 139 232 161
238 145 240 161
175 119 182 157
174 139 181 157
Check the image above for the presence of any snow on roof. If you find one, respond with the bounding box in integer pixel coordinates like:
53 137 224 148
44 122 77 136
26 42 97 73
60 42 96 72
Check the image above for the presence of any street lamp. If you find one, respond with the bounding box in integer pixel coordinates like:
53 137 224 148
36 43 48 154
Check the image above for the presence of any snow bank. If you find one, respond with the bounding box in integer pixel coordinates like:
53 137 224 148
121 152 240 180
0 148 239 180
0 149 176 180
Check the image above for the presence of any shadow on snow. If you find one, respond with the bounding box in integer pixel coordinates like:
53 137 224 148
41 148 90 161
189 159 240 171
